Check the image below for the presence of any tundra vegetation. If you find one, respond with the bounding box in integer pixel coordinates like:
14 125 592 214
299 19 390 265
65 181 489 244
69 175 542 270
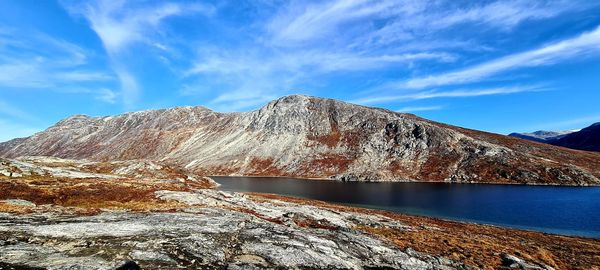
1 157 598 269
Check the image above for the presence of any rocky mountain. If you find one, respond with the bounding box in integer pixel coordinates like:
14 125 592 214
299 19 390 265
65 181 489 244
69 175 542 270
509 123 600 152
1 95 599 185
548 122 600 152
508 130 573 143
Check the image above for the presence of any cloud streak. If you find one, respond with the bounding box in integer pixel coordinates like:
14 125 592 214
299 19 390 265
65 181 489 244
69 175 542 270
516 114 600 133
0 99 41 142
395 105 444 113
75 1 212 53
0 118 42 142
0 99 36 121
64 0 213 107
400 25 600 89
268 0 590 48
0 29 114 102
182 0 598 111
185 47 458 111
352 85 546 105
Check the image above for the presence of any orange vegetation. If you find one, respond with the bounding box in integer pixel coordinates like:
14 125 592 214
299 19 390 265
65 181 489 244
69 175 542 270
0 202 34 214
0 175 213 212
250 192 600 270
248 157 285 175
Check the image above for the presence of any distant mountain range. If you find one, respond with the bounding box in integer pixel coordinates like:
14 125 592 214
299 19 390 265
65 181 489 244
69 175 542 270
508 130 574 143
1 95 599 185
509 123 600 152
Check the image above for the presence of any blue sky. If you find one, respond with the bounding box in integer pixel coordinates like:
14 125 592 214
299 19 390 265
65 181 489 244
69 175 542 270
1 0 600 142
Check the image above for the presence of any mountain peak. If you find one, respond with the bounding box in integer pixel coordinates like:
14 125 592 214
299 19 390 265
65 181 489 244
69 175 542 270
261 94 387 115
276 94 312 102
265 94 312 109
54 114 92 127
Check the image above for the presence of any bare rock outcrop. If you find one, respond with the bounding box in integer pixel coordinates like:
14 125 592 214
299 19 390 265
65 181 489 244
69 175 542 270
1 95 599 185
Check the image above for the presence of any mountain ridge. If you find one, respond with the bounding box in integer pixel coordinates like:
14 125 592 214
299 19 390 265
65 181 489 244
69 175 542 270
548 122 600 152
508 130 573 143
509 123 600 152
1 94 599 185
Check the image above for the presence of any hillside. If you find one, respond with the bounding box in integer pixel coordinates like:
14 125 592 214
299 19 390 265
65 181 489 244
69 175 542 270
508 130 573 143
509 123 600 152
549 123 600 152
1 95 599 185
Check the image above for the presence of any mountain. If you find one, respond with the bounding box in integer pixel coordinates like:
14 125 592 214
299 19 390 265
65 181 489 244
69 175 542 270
509 123 600 152
549 122 600 152
1 95 599 185
508 130 573 143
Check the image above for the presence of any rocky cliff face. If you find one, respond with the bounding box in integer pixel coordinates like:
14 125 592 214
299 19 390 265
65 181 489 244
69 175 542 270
1 95 599 185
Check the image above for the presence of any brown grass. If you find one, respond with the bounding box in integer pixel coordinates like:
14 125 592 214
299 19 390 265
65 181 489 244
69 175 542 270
247 158 286 176
308 154 354 172
418 151 461 180
0 202 34 214
306 105 343 148
250 192 600 270
292 216 339 230
307 131 341 148
0 174 213 212
79 162 119 174
428 119 600 181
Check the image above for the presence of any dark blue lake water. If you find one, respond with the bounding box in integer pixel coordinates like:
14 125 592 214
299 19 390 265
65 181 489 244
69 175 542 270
212 176 600 238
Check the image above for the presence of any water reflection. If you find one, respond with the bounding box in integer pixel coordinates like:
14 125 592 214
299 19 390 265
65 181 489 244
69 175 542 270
212 176 600 238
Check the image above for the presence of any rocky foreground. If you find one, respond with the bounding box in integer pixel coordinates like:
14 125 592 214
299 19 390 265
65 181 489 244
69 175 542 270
1 157 599 269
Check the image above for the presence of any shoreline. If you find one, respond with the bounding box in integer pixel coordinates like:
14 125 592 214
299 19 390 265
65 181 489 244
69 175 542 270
206 176 600 239
246 191 600 268
207 174 600 187
1 157 598 269
248 190 600 240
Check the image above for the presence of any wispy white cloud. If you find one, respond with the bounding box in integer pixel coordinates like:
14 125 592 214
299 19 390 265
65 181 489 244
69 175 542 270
63 0 213 107
66 1 214 54
94 88 118 104
185 47 456 111
352 85 546 105
395 105 444 113
187 50 454 76
0 30 88 66
181 0 596 111
400 25 600 89
304 52 457 72
184 48 297 111
435 1 580 29
0 118 42 142
0 99 36 121
0 100 41 142
0 29 114 97
0 63 111 88
268 0 590 48
268 0 397 44
113 68 139 107
514 114 600 133
210 91 279 112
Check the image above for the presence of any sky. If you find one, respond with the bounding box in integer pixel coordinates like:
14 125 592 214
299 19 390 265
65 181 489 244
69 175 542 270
1 0 600 142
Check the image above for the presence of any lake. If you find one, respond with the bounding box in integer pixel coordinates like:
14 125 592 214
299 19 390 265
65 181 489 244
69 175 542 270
211 176 600 238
